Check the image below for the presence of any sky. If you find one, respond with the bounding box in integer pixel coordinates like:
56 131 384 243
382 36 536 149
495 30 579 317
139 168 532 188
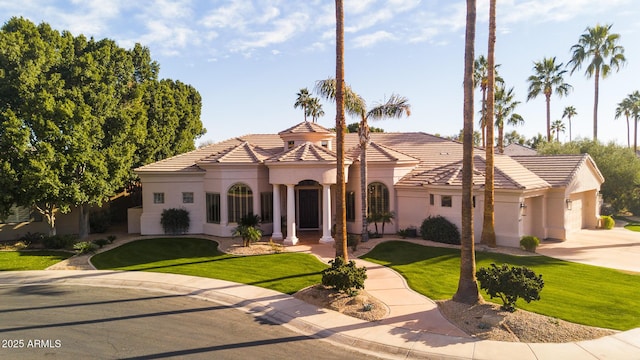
1 0 638 147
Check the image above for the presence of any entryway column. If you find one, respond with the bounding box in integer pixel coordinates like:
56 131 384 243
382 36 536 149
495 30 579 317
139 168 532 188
320 184 334 244
272 184 283 240
284 184 298 245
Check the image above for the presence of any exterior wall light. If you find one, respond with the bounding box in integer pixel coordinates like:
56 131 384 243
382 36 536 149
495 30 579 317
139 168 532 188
566 198 573 210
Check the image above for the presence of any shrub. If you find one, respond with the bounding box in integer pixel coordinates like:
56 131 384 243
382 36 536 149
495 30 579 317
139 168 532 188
232 213 262 247
600 215 615 230
476 263 545 312
93 238 110 248
160 208 190 234
13 241 30 250
106 235 117 243
20 232 45 244
43 234 77 249
519 236 540 252
89 209 111 233
73 241 98 254
420 216 461 245
321 256 367 296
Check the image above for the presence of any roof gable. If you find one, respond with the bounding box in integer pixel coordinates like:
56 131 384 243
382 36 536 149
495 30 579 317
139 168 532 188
512 154 604 187
266 141 339 163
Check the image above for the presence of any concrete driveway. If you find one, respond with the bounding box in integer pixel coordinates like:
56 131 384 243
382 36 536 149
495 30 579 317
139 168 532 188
537 226 640 273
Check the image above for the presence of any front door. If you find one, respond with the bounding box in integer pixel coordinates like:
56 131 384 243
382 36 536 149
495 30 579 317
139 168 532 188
298 189 319 229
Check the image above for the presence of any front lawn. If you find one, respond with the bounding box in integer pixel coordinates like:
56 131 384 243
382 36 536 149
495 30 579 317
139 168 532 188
624 223 640 232
0 251 73 270
91 238 326 294
361 241 640 331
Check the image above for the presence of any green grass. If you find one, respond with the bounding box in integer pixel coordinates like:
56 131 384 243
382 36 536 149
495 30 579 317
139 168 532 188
361 241 640 331
91 238 326 294
0 251 73 270
624 223 640 232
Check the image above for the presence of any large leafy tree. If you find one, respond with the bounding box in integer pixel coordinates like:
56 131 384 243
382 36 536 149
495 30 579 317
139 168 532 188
569 24 626 141
494 85 523 153
480 0 497 248
562 106 577 142
0 17 203 236
316 79 410 243
453 0 482 305
526 57 572 141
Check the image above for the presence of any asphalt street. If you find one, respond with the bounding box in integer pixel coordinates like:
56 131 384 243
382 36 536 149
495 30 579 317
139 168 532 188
0 284 385 360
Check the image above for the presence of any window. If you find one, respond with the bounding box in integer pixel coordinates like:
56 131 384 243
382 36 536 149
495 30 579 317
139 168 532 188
153 192 164 204
441 195 452 208
182 192 194 204
287 140 295 149
260 192 273 222
472 196 476 208
228 183 253 223
368 182 389 216
206 193 221 223
321 140 329 148
0 205 32 224
429 194 434 206
346 191 355 222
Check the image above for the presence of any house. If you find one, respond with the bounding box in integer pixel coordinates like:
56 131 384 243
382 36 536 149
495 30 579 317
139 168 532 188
130 121 604 248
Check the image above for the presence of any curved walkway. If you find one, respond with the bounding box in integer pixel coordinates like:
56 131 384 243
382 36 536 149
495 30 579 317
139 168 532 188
6 231 638 360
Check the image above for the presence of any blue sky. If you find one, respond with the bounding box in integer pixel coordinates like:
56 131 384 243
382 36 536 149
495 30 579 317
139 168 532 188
1 0 638 146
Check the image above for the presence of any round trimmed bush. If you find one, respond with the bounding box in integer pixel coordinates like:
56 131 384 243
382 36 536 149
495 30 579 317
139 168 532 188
520 235 540 252
420 216 460 245
600 215 615 230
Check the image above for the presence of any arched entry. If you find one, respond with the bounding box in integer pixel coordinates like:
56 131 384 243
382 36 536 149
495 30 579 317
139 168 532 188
297 180 321 230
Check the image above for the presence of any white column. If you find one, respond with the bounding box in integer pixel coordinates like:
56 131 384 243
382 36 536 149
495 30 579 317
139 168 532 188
271 184 283 240
320 184 334 244
284 184 298 245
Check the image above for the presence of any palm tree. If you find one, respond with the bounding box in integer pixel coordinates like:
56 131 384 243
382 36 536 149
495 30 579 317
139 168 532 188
614 96 633 148
562 106 577 142
453 0 481 305
473 55 502 147
307 97 325 123
526 57 572 141
480 0 497 248
632 91 640 152
334 0 347 260
316 79 410 244
569 24 626 140
551 120 566 142
294 88 312 122
494 85 523 153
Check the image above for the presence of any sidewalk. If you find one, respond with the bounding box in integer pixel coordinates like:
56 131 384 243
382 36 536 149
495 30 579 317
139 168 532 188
11 233 639 359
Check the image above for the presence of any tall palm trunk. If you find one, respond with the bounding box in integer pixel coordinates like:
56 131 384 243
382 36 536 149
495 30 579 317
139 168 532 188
480 0 496 248
568 116 572 142
545 93 551 141
360 119 369 243
593 67 600 140
635 117 638 153
498 125 504 154
334 0 348 260
453 0 482 305
480 87 487 147
625 116 630 148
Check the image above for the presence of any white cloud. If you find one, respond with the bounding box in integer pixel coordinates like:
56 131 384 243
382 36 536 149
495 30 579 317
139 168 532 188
353 30 396 48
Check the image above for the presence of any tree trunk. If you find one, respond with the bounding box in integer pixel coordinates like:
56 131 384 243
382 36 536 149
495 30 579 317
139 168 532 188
360 133 369 243
545 94 551 142
453 0 482 305
334 0 348 260
480 0 497 248
498 125 504 153
593 68 599 140
480 87 487 148
78 204 90 239
626 116 630 148
635 116 638 153
569 116 572 142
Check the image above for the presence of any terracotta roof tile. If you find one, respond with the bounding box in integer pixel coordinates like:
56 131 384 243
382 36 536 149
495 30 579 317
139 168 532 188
266 141 339 163
347 142 421 164
198 141 274 164
512 154 603 187
278 122 333 135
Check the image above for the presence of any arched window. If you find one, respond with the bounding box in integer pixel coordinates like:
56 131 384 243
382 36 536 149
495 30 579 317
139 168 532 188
368 182 389 216
228 183 253 223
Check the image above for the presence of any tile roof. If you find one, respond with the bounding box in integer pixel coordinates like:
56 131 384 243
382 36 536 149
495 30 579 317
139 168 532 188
500 143 538 156
265 141 340 163
198 141 275 164
278 121 334 135
512 154 603 187
346 142 421 164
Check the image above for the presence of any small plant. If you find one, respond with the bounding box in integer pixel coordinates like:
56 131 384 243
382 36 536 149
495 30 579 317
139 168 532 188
397 228 409 238
93 238 110 248
268 239 283 253
476 263 544 312
43 234 77 249
520 235 540 252
232 213 262 247
160 208 190 235
106 235 117 243
380 211 395 235
420 215 461 245
73 241 98 254
600 215 615 230
321 256 367 296
363 303 373 312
